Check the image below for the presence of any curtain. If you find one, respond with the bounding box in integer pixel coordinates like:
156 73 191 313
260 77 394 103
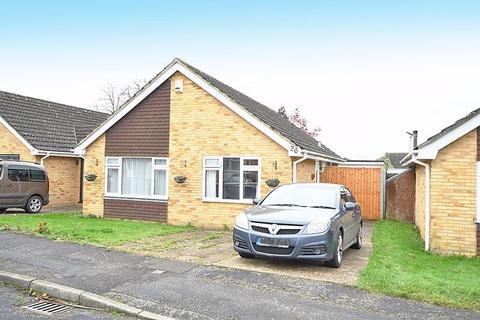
122 158 152 196
154 170 167 196
205 170 219 198
107 168 119 193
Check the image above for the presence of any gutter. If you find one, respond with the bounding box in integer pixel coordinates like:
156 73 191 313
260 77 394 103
405 155 431 251
40 152 51 166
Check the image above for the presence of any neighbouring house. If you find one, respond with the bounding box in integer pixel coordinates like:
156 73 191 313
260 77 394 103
381 152 409 179
74 58 352 228
0 90 108 207
403 109 480 256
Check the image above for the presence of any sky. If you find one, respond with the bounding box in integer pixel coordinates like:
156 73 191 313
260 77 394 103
1 0 480 159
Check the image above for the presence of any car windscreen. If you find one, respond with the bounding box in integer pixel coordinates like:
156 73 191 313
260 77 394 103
260 184 338 209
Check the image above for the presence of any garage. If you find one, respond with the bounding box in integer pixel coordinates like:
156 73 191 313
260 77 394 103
320 161 386 220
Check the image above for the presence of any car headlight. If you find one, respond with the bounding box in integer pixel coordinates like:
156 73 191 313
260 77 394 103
234 212 249 230
303 217 331 235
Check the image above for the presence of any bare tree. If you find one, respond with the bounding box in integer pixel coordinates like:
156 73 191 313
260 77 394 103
94 79 147 114
278 107 321 138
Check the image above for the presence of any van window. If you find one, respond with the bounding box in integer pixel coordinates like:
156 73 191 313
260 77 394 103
0 165 3 178
30 169 46 182
8 167 30 182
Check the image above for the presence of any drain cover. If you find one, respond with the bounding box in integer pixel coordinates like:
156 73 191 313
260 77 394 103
24 300 70 315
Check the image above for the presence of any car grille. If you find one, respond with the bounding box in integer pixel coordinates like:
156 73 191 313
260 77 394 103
252 244 294 255
250 222 302 235
300 245 327 255
233 236 248 250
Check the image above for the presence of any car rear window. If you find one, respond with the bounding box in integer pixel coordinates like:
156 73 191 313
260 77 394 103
8 167 30 182
30 169 46 182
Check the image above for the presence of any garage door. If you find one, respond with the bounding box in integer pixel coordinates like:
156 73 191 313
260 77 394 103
320 166 384 220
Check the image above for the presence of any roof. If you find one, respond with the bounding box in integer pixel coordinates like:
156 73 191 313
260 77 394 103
77 58 344 161
176 59 343 160
383 152 409 169
0 90 109 153
411 107 480 160
417 108 480 149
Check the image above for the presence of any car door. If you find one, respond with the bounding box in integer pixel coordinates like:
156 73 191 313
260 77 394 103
340 188 356 245
5 165 29 205
347 188 362 233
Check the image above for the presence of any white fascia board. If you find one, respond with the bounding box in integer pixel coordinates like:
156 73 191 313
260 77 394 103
75 62 293 154
0 115 36 153
301 151 345 164
33 150 82 158
416 114 480 160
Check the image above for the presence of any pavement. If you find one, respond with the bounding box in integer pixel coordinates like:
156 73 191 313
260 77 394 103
0 231 479 319
116 222 374 286
0 284 131 319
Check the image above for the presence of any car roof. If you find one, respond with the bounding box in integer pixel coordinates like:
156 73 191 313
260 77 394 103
0 160 45 169
280 183 343 190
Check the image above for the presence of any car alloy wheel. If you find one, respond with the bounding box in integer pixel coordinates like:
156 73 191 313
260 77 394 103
337 234 343 263
29 197 42 213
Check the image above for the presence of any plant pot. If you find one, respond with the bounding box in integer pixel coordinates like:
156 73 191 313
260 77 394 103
174 175 187 184
265 178 280 188
85 174 97 182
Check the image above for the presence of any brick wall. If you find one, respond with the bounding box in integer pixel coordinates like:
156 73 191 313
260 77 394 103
429 129 477 256
0 122 36 161
168 72 292 228
386 169 415 223
41 156 80 206
295 158 316 183
82 134 106 217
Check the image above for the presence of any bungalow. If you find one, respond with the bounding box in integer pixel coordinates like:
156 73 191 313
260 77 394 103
0 90 108 207
74 58 346 228
403 109 480 256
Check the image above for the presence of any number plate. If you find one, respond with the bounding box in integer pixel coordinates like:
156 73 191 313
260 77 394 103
256 237 289 248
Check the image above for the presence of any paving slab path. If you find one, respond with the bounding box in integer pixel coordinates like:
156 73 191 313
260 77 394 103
0 231 478 320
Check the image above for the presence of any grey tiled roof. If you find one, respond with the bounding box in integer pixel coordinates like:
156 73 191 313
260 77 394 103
175 59 344 161
0 90 109 153
416 108 480 149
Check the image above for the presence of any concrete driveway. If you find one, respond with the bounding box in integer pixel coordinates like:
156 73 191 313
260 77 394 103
116 221 374 286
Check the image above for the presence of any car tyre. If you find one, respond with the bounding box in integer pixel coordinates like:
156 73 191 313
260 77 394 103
238 252 255 259
0 209 5 214
25 196 43 214
325 232 343 268
351 224 363 249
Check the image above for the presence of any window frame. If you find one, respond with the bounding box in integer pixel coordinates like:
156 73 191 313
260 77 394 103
104 156 169 201
202 156 261 204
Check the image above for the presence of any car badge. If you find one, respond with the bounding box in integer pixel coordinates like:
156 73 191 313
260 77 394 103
269 224 279 234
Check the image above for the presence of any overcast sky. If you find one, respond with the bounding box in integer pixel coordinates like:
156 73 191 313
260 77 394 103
1 1 480 159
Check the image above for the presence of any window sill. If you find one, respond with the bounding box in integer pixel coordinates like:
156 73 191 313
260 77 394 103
202 198 254 205
104 195 168 202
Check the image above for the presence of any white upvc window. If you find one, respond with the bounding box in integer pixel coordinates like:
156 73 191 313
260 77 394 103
105 157 168 200
203 156 260 203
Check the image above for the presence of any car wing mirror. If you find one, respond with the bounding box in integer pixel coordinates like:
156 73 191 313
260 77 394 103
344 202 355 211
252 198 261 205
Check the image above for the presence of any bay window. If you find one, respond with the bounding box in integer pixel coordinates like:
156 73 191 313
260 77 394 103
203 156 260 202
105 157 168 199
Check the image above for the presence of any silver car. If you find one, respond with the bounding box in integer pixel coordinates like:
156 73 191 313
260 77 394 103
232 183 362 268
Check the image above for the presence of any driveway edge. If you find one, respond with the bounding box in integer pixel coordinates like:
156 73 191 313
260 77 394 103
0 270 173 320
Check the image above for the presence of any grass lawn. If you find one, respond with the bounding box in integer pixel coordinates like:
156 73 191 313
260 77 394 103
0 213 193 246
358 220 480 310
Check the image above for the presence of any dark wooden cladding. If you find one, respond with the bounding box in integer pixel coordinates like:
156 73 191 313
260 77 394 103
104 198 167 222
105 80 170 157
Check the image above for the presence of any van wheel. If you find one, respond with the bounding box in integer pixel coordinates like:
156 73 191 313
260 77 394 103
351 224 363 249
25 196 43 213
325 232 343 268
0 209 5 214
